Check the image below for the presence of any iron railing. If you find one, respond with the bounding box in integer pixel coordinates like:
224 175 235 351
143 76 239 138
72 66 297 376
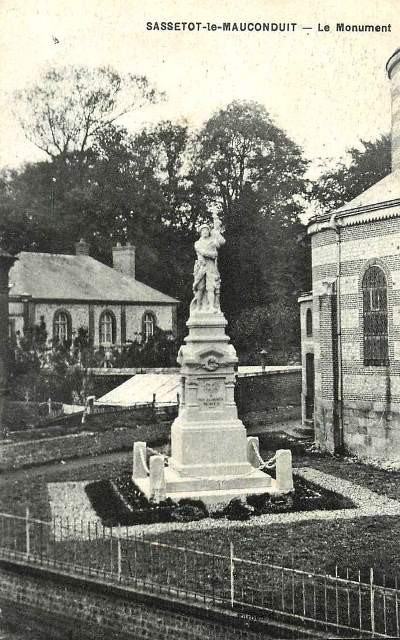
0 509 398 638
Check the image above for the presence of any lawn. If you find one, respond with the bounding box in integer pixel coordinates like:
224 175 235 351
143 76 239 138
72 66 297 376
151 515 400 579
0 452 133 519
1 432 400 579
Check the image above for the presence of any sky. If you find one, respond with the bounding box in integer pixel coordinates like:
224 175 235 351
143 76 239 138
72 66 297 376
0 0 399 171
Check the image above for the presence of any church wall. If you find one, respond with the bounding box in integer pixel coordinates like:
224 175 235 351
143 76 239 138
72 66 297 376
309 215 400 462
298 296 313 426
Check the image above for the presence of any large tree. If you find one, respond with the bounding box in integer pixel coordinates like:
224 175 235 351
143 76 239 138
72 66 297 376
194 100 308 225
13 66 161 164
192 101 310 324
312 135 391 214
2 97 313 362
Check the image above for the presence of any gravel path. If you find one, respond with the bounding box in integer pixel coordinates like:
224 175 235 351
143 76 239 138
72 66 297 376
47 467 400 539
48 481 102 535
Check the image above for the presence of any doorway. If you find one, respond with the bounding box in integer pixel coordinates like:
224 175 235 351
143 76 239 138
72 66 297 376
305 353 315 420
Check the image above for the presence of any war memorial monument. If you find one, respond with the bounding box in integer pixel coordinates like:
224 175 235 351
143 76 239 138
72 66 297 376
132 213 293 507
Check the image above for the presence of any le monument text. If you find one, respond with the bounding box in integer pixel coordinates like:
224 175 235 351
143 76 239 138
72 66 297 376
145 21 391 33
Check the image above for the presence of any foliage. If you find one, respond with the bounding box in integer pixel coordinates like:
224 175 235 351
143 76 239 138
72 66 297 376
170 499 208 522
230 301 300 364
2 93 315 362
312 135 391 215
219 497 252 521
114 326 179 368
13 66 161 162
192 101 311 325
194 101 308 223
9 321 94 403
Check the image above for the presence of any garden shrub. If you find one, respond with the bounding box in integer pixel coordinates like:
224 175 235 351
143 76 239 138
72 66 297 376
221 498 253 521
171 500 208 522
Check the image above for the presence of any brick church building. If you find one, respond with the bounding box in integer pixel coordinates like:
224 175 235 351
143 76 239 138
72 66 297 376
8 240 178 349
299 47 400 462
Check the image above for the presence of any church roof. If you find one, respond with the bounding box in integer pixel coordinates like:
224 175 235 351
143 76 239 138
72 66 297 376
9 252 178 304
334 170 400 214
308 170 400 234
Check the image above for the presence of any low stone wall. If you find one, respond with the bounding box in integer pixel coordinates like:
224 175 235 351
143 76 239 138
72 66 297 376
0 369 301 471
236 368 301 415
89 367 302 407
0 422 170 471
3 401 49 430
0 561 314 640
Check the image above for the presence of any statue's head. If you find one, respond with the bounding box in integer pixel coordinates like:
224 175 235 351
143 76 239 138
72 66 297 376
199 224 210 238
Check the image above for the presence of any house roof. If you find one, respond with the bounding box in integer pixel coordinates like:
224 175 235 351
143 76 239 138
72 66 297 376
9 252 179 304
308 170 400 235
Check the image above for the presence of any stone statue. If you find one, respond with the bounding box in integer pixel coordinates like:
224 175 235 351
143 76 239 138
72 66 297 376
190 213 225 313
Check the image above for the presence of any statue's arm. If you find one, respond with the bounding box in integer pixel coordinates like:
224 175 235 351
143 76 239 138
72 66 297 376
195 241 217 259
211 229 225 248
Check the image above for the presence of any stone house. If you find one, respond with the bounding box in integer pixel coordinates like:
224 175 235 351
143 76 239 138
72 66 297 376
8 240 178 349
299 47 400 462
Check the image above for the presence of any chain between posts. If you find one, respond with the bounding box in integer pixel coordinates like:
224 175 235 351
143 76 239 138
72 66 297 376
251 440 276 470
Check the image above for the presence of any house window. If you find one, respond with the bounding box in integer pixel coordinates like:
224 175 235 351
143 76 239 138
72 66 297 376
8 318 16 339
362 266 389 366
54 310 71 343
99 311 116 345
306 308 313 337
142 312 156 342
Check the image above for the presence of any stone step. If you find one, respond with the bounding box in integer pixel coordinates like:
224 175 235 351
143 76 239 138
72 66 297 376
294 427 314 438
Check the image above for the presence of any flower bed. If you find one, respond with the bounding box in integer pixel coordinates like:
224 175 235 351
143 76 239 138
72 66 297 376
84 472 355 527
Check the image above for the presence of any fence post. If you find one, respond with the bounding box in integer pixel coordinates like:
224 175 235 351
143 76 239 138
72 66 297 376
370 567 375 637
25 506 30 560
230 541 235 609
117 524 122 580
110 526 113 575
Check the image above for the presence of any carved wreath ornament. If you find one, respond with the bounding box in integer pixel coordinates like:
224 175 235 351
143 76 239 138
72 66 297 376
201 356 219 371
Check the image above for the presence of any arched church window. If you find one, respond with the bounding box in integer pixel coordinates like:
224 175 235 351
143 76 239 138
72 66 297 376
362 266 389 366
99 310 116 345
306 308 313 337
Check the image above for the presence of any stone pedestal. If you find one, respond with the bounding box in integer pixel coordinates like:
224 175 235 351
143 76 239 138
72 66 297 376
134 310 285 507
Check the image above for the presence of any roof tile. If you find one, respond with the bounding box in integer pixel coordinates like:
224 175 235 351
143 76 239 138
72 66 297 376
9 252 178 304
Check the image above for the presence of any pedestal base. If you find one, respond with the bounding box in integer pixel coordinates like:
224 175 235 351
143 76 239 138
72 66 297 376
135 465 285 509
132 308 294 509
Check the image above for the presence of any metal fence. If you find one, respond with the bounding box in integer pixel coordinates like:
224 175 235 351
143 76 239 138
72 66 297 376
0 509 398 638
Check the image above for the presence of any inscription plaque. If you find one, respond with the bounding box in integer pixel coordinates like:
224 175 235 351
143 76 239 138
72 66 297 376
197 378 225 409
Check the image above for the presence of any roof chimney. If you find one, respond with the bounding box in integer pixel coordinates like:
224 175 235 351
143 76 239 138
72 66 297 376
112 242 136 279
75 238 89 256
386 48 400 173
